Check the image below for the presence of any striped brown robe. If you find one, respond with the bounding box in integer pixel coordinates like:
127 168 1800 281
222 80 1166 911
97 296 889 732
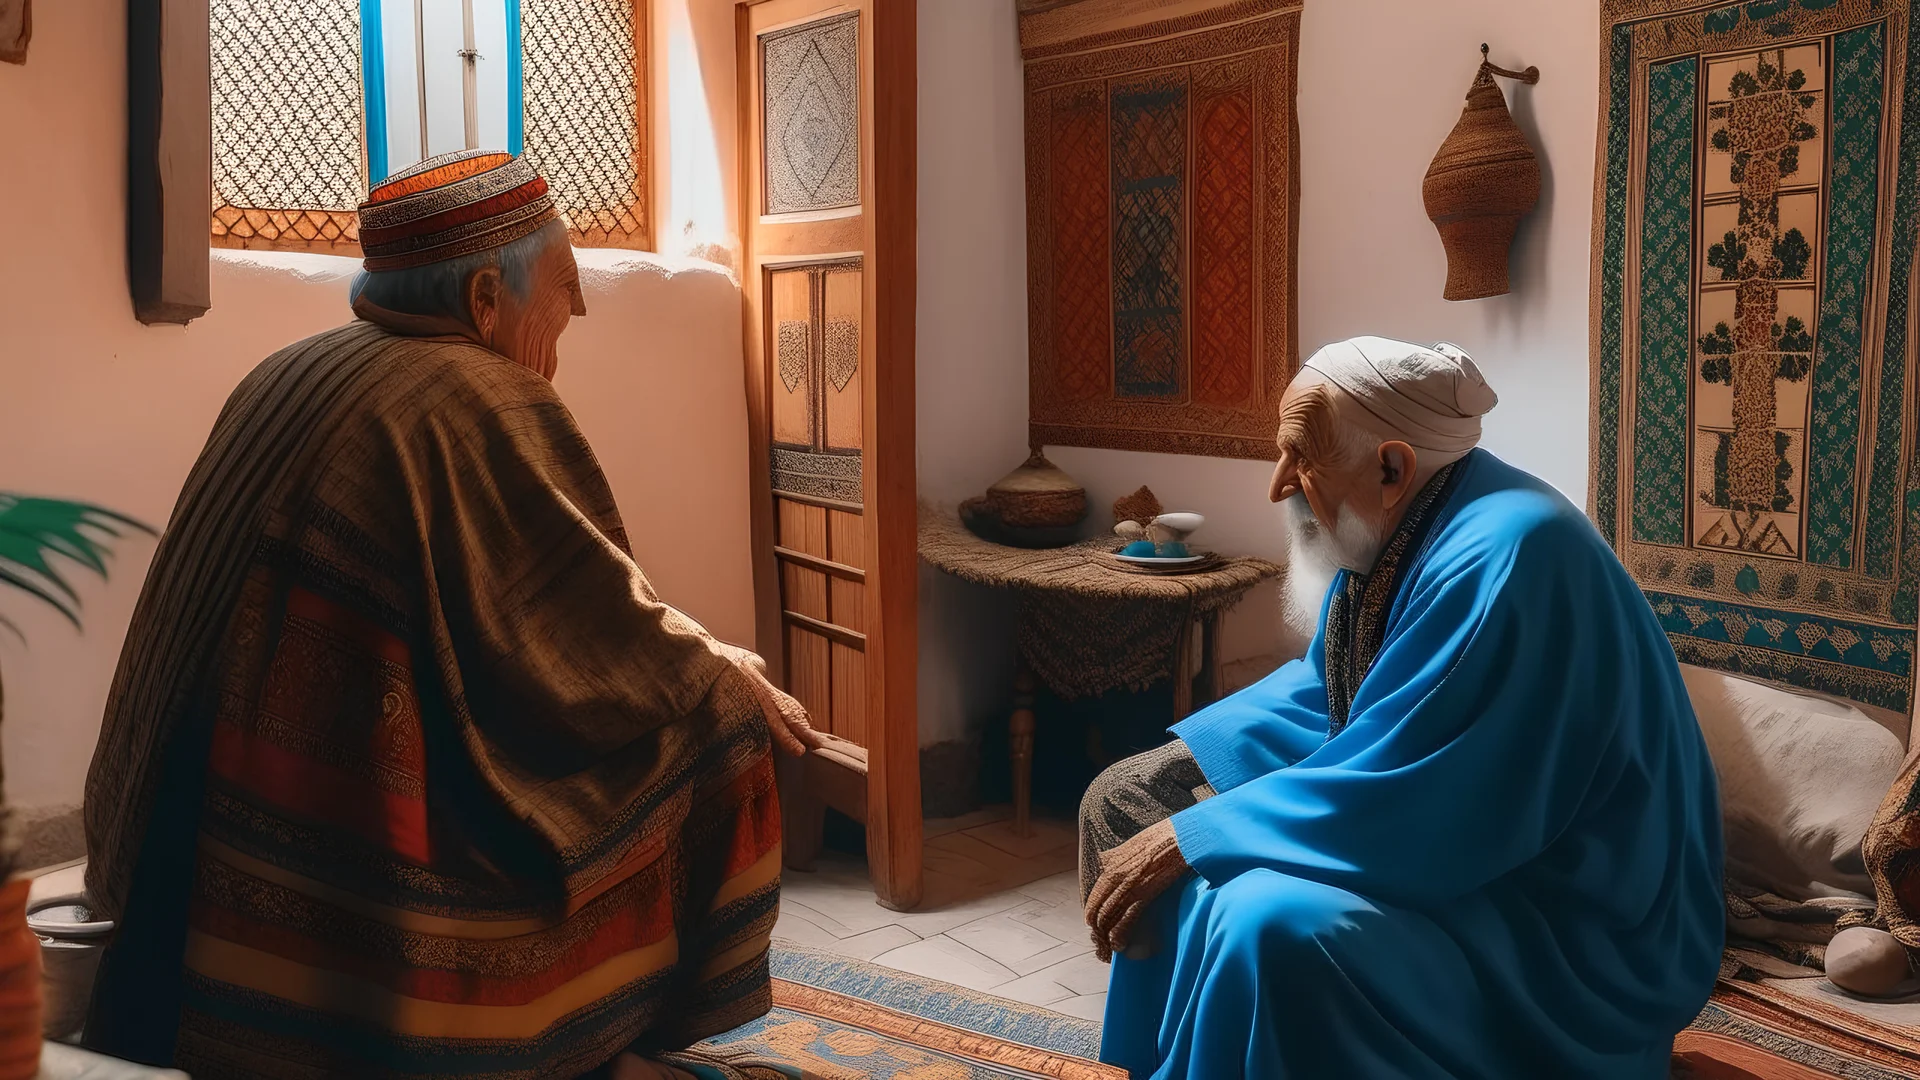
81 322 785 1079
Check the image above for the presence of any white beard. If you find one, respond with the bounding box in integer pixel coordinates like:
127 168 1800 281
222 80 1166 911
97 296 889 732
1279 493 1386 637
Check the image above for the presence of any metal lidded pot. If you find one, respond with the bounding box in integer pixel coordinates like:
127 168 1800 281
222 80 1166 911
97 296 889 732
27 893 113 1041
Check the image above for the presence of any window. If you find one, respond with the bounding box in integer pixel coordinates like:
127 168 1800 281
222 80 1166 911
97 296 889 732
210 0 650 254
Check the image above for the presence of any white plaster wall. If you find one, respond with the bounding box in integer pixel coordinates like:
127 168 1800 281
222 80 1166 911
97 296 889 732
0 0 754 810
914 0 1601 743
916 0 1033 746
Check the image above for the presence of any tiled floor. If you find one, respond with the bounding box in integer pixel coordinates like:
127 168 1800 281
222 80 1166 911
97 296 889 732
772 806 1110 1022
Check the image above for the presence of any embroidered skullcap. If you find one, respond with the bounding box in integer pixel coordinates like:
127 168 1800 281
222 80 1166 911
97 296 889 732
1301 336 1499 454
357 150 559 273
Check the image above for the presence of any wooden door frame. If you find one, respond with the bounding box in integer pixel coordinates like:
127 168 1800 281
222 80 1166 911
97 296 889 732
735 0 922 911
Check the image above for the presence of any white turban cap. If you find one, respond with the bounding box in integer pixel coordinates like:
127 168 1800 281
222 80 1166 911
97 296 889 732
1300 336 1499 455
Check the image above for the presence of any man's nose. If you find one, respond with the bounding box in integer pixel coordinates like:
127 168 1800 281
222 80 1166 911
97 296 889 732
1269 462 1300 504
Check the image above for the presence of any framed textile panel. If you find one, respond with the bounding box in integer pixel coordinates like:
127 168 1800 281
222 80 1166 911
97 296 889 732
1020 0 1303 461
1592 0 1920 715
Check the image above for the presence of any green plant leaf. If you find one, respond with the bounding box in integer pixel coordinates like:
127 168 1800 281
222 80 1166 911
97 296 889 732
0 494 155 630
0 564 79 627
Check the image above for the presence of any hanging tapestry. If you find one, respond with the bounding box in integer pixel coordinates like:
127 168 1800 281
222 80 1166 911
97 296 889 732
1020 0 1302 461
1592 0 1920 715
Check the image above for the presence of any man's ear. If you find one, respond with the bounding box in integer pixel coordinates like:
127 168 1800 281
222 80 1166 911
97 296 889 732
468 265 505 343
1378 440 1419 511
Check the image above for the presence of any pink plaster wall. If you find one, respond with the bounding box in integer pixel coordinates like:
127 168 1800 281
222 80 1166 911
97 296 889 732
0 0 755 810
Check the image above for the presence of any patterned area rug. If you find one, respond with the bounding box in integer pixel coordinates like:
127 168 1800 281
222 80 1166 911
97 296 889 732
692 945 1123 1079
706 946 1920 1079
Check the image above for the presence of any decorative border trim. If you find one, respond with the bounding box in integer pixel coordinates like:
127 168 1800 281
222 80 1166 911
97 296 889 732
759 981 1124 1079
1019 0 1302 63
766 943 1109 1066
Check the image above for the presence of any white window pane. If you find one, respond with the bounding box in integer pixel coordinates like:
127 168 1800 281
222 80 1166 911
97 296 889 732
472 0 512 153
379 0 422 173
421 0 467 158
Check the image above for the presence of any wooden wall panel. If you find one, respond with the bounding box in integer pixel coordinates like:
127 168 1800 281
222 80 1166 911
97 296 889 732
824 266 865 452
828 509 865 568
786 625 833 735
770 269 815 448
831 579 865 634
778 498 830 558
831 643 867 746
783 564 829 622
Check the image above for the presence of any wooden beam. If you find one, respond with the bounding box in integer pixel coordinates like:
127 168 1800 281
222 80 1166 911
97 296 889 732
128 0 211 325
860 0 921 912
782 610 866 651
775 546 865 582
776 490 865 515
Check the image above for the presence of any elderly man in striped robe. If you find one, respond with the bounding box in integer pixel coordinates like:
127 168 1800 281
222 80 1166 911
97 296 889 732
81 151 821 1080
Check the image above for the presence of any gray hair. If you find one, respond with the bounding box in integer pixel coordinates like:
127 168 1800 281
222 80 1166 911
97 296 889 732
349 220 569 327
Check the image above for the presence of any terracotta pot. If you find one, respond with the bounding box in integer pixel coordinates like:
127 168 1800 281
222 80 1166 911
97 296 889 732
0 878 42 1080
1423 56 1542 301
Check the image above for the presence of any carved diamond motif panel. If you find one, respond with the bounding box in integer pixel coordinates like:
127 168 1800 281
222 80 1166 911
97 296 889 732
762 12 860 215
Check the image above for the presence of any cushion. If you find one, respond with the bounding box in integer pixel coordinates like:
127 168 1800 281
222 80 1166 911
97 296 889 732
1680 664 1906 901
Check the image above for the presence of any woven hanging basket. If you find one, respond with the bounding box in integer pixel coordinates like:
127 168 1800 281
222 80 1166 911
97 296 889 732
1422 46 1542 301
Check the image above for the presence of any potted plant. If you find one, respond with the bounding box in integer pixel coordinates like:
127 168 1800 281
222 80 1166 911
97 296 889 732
0 494 152 1079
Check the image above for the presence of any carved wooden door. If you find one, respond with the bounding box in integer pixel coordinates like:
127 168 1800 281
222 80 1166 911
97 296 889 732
737 0 920 909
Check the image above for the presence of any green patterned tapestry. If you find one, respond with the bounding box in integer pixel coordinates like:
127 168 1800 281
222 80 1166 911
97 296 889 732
1593 0 1920 715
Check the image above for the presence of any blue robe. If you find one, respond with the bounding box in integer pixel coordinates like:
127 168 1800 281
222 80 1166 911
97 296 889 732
1101 450 1724 1079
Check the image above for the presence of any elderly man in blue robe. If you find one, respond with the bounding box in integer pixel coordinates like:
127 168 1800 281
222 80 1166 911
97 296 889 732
1080 337 1725 1079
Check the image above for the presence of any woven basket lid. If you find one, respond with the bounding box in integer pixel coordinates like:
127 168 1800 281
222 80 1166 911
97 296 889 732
987 452 1084 499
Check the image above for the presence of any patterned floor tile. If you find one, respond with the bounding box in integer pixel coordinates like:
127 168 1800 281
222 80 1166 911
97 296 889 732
964 817 1077 861
987 969 1079 1008
869 935 1019 991
1050 992 1108 1022
944 909 1067 968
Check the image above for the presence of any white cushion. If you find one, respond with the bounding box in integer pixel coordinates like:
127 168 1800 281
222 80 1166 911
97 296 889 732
1680 664 1906 901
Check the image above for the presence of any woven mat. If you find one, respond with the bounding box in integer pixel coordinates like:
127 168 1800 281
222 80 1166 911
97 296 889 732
919 508 1280 699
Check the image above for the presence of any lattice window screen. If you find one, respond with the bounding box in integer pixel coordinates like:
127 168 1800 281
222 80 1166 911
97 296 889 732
523 0 650 249
209 0 364 252
209 0 651 255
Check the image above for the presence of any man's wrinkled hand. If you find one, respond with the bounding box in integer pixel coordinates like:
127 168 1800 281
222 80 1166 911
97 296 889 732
1085 817 1188 963
722 643 828 758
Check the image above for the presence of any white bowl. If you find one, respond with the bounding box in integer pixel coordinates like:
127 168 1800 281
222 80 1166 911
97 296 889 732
1152 512 1205 534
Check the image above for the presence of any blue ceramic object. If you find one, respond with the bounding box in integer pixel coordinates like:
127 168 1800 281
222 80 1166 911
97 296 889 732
1121 540 1158 557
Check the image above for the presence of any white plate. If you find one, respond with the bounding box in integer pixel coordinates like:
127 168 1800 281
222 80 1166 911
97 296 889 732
1113 553 1209 566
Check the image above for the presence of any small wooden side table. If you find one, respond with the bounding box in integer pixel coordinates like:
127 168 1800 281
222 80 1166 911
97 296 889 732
919 509 1280 836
